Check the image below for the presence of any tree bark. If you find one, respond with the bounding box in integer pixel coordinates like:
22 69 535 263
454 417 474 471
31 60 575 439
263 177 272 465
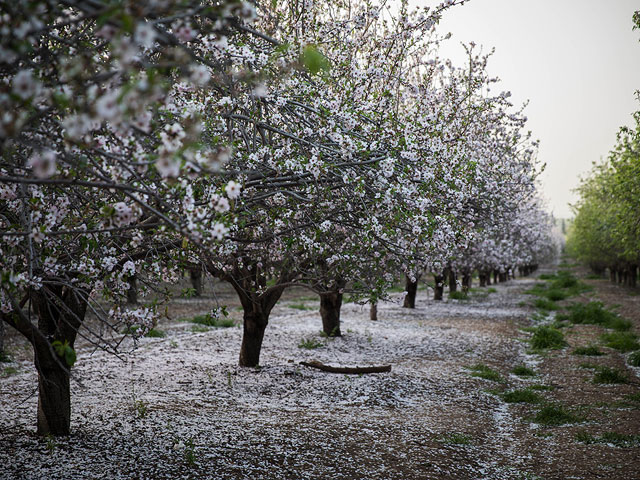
610 268 617 283
320 291 343 337
126 275 138 305
370 302 378 321
433 274 444 301
479 273 487 287
499 272 507 283
239 309 269 367
0 319 5 360
493 270 499 284
448 269 457 293
189 268 203 296
35 345 71 436
403 275 418 308
462 272 472 292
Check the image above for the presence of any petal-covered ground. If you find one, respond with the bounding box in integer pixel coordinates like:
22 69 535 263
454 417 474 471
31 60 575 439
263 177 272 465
1 267 639 479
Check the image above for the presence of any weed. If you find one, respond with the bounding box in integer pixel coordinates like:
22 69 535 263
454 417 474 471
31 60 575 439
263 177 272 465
190 325 209 333
169 340 178 348
529 325 566 350
572 345 604 356
501 389 543 404
134 399 149 418
533 298 559 312
2 366 18 376
624 393 640 403
288 302 315 311
601 331 640 352
0 351 11 363
186 313 234 328
533 404 580 425
45 434 56 453
487 287 497 293
592 366 629 384
449 291 469 300
578 362 598 369
467 364 503 382
184 438 197 465
298 338 324 349
565 301 631 331
146 328 166 338
575 430 640 448
180 287 197 298
628 351 640 367
543 289 569 301
512 365 536 377
436 433 471 445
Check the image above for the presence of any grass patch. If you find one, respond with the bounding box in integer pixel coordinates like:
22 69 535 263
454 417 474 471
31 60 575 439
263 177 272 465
448 291 469 300
185 314 234 328
565 301 631 331
2 366 18 376
575 430 640 448
543 289 569 301
436 433 471 445
529 325 567 350
529 384 555 391
466 364 503 382
533 298 559 312
0 352 12 363
298 338 324 349
487 287 497 293
512 365 536 377
145 328 165 338
572 345 604 356
601 331 640 352
288 303 315 311
593 366 629 384
190 325 209 333
501 389 543 404
533 404 580 425
628 351 640 367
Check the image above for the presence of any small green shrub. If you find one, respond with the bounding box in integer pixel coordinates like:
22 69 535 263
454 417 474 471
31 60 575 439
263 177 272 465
543 289 569 301
575 430 640 448
534 404 580 425
530 325 567 350
601 331 640 352
186 313 234 328
501 389 542 404
572 345 604 356
298 338 324 349
627 351 640 367
146 328 166 338
533 298 559 311
449 291 469 300
566 301 631 331
466 364 503 382
593 366 629 384
512 365 536 377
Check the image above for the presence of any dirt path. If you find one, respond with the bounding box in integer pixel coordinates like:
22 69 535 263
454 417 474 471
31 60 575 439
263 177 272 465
1 266 639 479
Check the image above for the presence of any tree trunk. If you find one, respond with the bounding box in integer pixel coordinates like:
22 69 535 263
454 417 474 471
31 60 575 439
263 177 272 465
239 309 269 367
448 270 457 293
403 275 418 309
126 275 138 305
35 344 71 436
462 272 472 292
433 274 444 301
479 273 487 287
629 265 638 288
0 319 5 361
493 270 499 284
485 270 492 285
370 302 378 321
610 268 617 283
189 268 203 296
499 272 507 283
320 292 343 337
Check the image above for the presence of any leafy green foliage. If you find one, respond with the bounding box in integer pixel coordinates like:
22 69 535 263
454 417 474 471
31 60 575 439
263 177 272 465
572 345 604 356
565 301 631 331
300 45 330 74
52 340 77 367
601 331 640 352
529 325 567 350
533 404 580 425
592 366 629 384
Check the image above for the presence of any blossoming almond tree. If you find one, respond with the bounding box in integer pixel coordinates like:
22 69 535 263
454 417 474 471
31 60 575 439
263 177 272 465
0 0 264 435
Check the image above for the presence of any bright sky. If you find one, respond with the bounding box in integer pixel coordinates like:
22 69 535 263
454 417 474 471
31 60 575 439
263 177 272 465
415 0 640 218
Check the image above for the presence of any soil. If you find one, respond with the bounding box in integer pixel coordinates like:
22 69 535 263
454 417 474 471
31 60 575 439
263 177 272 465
1 264 639 480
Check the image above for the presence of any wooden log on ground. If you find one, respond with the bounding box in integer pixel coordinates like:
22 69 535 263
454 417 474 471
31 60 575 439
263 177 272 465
300 360 391 374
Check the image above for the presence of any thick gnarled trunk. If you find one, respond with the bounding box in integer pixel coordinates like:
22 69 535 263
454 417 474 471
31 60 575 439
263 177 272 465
403 275 419 309
189 268 203 296
35 346 71 436
239 309 269 367
320 292 343 337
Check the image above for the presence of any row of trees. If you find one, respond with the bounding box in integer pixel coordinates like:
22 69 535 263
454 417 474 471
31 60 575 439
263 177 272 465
566 13 640 286
0 0 556 436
